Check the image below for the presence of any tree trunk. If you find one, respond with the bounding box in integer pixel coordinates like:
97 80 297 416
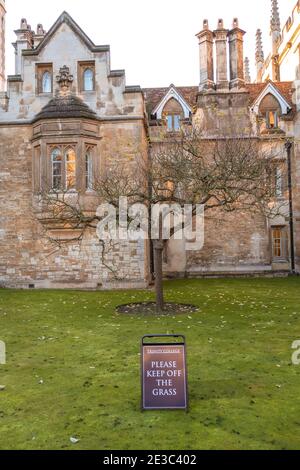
153 240 164 313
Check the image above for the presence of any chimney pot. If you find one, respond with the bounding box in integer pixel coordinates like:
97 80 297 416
217 19 224 29
20 18 27 29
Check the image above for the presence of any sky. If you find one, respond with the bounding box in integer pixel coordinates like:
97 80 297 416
4 0 296 88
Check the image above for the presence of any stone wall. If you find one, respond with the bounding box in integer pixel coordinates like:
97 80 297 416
0 124 149 289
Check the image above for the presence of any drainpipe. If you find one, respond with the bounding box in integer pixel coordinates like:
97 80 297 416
285 141 296 274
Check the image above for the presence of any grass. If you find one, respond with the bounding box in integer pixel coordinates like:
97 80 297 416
0 277 300 450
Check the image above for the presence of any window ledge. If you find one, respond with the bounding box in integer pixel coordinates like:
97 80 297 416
261 128 285 135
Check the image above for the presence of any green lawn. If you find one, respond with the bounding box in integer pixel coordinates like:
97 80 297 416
0 278 300 450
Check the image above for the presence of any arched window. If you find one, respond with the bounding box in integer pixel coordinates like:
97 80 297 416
42 71 52 94
162 98 184 132
259 93 281 130
83 68 94 91
65 148 76 190
51 148 62 190
85 148 93 190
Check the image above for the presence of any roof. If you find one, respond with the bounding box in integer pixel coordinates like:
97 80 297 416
245 81 295 119
143 85 198 115
22 11 110 56
33 93 97 122
143 81 295 120
245 81 294 106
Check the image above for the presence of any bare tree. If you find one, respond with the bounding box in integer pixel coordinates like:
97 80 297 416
37 127 285 313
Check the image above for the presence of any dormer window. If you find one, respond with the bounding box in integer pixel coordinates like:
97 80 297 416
36 64 53 95
151 86 192 129
162 98 184 132
79 62 95 92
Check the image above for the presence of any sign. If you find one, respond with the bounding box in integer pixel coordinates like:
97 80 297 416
141 335 188 410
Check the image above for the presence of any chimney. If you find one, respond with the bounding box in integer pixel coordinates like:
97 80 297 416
0 0 5 92
13 18 34 76
196 20 215 91
33 23 46 48
255 29 264 83
214 19 229 90
228 18 246 89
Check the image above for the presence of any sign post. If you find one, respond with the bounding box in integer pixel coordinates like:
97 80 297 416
141 335 188 411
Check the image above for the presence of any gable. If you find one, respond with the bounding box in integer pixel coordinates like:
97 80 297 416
251 82 292 115
34 22 93 62
151 86 192 119
22 11 109 57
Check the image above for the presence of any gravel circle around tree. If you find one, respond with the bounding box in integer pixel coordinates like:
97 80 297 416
116 302 199 315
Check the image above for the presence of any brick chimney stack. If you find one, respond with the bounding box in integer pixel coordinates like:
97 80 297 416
214 19 229 90
0 0 6 91
228 18 245 89
196 20 214 91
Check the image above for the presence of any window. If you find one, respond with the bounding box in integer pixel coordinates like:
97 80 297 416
85 148 93 190
51 148 62 190
259 93 281 131
51 146 76 191
65 148 76 190
83 68 94 92
42 71 52 94
166 114 181 132
162 98 184 132
36 64 53 94
272 227 288 260
266 111 279 129
275 167 283 197
79 62 95 92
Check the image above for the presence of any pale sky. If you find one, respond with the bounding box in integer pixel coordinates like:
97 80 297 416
4 0 296 87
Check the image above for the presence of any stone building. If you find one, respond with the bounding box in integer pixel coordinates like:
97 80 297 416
0 0 299 289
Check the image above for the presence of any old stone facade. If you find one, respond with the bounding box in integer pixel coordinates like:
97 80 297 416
0 0 299 289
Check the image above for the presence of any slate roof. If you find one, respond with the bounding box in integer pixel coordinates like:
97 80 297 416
143 86 199 115
143 81 295 120
245 81 295 120
245 81 294 107
33 93 97 122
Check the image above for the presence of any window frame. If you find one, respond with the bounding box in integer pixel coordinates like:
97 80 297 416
271 226 288 261
51 147 63 191
78 61 95 92
266 110 279 129
49 145 77 192
165 114 181 132
85 146 93 190
36 64 53 95
65 147 77 191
